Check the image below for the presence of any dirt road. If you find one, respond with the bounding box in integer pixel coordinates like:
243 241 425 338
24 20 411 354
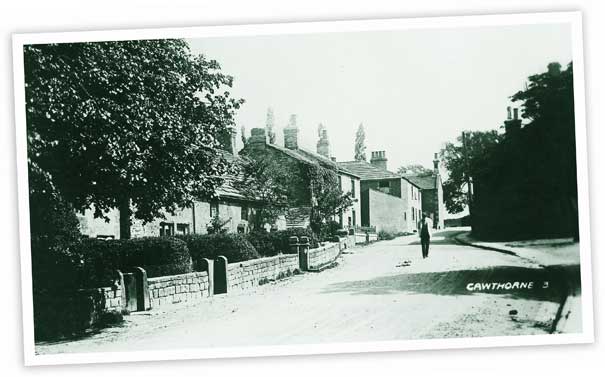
36 229 580 354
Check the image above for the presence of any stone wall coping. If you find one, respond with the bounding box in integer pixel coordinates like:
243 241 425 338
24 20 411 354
147 270 208 283
228 253 298 268
309 242 338 253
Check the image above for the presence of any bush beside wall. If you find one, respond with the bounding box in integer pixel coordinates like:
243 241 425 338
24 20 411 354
178 233 260 267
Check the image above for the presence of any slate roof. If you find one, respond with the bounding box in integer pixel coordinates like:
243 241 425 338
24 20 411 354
266 144 360 178
211 151 254 202
403 174 437 190
337 160 402 181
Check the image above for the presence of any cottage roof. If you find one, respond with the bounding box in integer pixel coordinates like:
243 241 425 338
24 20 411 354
265 144 360 178
210 151 255 202
337 160 401 181
403 174 437 190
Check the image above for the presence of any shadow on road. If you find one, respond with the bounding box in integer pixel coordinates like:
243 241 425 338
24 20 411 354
321 264 580 302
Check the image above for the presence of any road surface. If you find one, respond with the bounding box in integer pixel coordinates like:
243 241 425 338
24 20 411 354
36 229 580 355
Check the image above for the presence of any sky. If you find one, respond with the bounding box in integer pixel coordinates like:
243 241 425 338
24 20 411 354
187 23 572 171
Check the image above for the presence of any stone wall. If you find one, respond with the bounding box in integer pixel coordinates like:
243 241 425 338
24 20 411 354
354 232 378 244
227 254 299 291
147 271 210 308
307 242 340 270
98 286 124 311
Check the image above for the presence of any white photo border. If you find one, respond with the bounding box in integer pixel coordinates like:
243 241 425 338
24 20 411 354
12 11 594 366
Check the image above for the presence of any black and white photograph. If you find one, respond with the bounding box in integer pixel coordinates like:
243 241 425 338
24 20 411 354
11 12 593 365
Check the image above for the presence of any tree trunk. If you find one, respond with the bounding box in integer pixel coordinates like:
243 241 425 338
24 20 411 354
119 197 132 239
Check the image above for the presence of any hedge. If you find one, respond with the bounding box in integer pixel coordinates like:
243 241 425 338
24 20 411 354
246 231 280 257
178 233 260 268
117 237 193 278
32 237 193 291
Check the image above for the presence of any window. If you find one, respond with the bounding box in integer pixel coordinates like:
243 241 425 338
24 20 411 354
338 175 342 190
176 223 190 235
348 216 352 227
404 212 407 221
412 207 415 221
241 205 249 221
339 212 343 227
352 210 356 226
210 202 219 218
160 222 175 236
350 178 356 198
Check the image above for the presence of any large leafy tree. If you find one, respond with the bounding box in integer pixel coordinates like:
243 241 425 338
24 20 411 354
509 62 578 239
354 123 366 161
24 39 243 238
440 130 501 214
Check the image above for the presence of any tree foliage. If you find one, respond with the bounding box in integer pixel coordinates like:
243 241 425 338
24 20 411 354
354 123 367 161
306 164 354 234
440 62 578 240
440 130 501 214
24 40 243 237
398 164 432 177
233 156 297 230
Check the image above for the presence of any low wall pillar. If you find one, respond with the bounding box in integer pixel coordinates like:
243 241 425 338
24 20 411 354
115 269 126 312
199 258 214 296
132 267 151 311
299 236 310 271
214 256 228 295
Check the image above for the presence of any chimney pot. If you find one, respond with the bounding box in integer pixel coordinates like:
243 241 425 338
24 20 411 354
370 150 388 170
513 108 519 120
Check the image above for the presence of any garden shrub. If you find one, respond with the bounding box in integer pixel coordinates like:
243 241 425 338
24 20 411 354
318 220 342 242
42 237 194 289
246 230 280 257
118 237 192 278
178 233 260 268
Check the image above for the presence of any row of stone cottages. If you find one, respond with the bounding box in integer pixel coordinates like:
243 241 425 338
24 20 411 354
78 118 445 239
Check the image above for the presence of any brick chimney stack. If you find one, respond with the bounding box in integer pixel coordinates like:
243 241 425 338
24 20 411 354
248 128 267 150
284 114 299 150
316 123 330 157
218 126 237 155
370 151 388 170
504 107 522 135
433 152 440 174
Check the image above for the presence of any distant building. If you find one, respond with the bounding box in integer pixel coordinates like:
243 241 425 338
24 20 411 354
339 151 423 233
241 118 361 230
403 153 446 229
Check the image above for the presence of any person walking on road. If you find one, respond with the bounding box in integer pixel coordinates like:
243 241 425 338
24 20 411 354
419 213 433 259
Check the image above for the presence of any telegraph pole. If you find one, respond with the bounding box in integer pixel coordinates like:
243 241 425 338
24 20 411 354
461 131 473 217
